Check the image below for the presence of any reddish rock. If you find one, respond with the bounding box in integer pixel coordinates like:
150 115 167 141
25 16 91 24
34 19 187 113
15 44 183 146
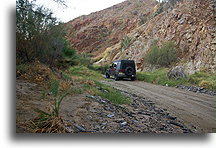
65 0 158 55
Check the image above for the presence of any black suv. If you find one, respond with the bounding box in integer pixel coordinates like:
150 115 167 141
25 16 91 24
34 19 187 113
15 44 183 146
105 60 136 81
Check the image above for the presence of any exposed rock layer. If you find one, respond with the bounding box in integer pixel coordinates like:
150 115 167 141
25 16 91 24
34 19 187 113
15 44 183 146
66 0 215 74
65 0 158 55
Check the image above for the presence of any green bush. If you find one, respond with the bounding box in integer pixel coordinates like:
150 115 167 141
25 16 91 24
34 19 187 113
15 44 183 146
137 68 189 86
189 71 216 91
77 53 92 66
145 45 159 65
63 49 76 57
60 41 92 68
145 41 177 67
137 69 216 91
69 65 103 80
89 65 110 74
121 36 132 51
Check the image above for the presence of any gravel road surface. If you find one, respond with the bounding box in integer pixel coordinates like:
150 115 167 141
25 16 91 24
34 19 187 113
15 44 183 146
101 80 216 133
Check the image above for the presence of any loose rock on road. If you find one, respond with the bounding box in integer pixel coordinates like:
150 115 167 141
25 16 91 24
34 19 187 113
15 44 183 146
101 79 216 133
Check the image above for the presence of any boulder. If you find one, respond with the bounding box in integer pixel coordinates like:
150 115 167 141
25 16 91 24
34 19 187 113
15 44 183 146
167 66 187 79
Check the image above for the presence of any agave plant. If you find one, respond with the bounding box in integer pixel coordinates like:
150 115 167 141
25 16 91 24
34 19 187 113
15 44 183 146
31 80 68 133
51 80 68 117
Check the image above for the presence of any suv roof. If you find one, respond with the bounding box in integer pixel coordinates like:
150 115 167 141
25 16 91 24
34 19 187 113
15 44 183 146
113 60 135 63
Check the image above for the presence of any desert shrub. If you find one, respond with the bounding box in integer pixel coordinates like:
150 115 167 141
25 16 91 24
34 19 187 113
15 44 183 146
69 65 103 80
139 16 147 26
158 41 177 66
137 69 215 91
63 44 77 58
145 45 159 66
137 68 188 86
121 36 132 51
89 65 110 74
58 41 92 68
60 41 79 67
145 41 177 67
189 71 216 91
77 53 92 66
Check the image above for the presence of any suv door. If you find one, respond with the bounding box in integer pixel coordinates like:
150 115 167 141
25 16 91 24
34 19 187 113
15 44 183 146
110 62 117 76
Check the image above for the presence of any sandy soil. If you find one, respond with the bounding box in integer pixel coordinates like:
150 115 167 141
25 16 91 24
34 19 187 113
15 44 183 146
16 79 193 133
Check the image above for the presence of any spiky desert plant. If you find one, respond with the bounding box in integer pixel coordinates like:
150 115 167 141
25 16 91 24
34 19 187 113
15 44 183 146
51 80 68 117
121 36 132 51
30 80 68 133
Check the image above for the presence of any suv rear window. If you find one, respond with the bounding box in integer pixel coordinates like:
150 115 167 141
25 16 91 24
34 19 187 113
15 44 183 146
121 61 135 69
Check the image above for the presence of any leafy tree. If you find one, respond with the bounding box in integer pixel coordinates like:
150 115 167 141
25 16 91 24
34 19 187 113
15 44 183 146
16 0 66 65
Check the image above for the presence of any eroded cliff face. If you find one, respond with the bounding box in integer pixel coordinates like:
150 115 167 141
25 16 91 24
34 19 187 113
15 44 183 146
66 0 215 74
65 0 158 55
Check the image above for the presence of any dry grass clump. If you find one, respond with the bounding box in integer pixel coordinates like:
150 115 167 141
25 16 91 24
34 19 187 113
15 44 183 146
80 79 96 86
30 116 67 133
59 80 74 91
16 62 57 87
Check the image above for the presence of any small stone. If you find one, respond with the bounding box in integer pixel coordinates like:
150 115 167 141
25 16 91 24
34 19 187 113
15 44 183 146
115 118 124 123
86 95 96 99
107 113 114 118
99 99 107 103
101 126 106 130
167 121 184 128
104 90 109 93
167 115 177 120
132 120 138 123
74 125 86 132
101 122 107 126
120 121 127 126
178 18 185 24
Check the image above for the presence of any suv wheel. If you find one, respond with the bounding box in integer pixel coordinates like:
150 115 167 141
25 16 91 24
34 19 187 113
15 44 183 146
106 73 110 78
125 66 134 76
114 74 119 81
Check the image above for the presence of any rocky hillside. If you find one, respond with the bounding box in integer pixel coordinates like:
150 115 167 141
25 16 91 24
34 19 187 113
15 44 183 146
65 0 159 55
66 0 215 74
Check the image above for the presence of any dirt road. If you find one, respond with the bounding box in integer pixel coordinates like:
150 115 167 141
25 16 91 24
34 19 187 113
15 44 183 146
101 80 216 133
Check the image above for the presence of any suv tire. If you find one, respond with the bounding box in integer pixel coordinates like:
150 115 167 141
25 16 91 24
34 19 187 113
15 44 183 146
106 73 110 78
114 74 119 81
125 66 134 76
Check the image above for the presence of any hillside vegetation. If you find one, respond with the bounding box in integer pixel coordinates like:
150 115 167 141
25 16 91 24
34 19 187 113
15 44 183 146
16 0 131 133
137 69 216 91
